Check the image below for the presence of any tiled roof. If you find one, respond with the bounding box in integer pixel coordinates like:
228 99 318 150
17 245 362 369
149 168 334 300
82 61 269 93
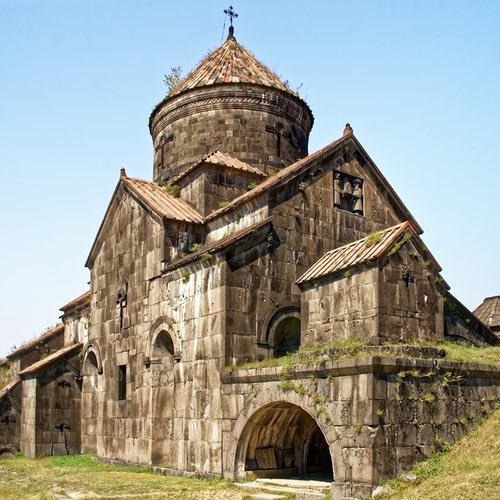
122 175 203 224
297 222 417 285
169 35 295 97
173 150 267 184
7 324 65 360
18 343 82 376
473 296 500 329
163 217 273 273
60 290 91 313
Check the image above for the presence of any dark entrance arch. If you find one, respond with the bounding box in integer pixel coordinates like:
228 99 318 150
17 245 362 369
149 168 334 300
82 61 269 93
239 402 333 480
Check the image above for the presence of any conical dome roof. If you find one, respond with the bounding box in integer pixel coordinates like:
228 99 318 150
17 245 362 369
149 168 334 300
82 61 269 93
169 32 296 97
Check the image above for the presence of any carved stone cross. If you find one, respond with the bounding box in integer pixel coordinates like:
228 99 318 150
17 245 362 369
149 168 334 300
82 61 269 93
402 269 415 288
266 122 284 157
155 134 173 172
116 288 127 330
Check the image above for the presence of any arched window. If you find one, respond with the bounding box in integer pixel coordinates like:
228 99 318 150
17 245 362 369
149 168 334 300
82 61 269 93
153 330 174 358
274 317 301 357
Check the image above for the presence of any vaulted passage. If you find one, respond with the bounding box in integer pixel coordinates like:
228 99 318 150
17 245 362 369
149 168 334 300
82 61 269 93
241 402 333 480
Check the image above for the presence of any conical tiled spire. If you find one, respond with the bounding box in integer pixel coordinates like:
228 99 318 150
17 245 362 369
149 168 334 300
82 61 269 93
169 34 295 97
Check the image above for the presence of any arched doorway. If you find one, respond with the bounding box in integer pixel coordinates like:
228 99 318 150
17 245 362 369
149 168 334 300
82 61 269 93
238 402 333 480
150 330 176 465
81 350 100 453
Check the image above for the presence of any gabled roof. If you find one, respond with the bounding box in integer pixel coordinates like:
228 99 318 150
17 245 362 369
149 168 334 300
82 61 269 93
297 221 419 285
18 343 82 376
7 324 64 360
204 130 423 234
173 150 267 184
122 175 203 223
169 33 296 98
473 296 500 330
86 171 203 268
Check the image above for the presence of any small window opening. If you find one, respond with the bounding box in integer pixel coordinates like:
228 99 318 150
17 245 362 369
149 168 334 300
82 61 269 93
118 365 127 401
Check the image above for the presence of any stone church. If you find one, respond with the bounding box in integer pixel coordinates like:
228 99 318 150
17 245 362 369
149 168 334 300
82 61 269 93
1 25 499 499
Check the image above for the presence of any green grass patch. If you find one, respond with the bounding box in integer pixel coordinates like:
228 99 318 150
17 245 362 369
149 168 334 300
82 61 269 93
439 341 500 365
226 339 500 373
0 454 242 499
226 338 368 372
380 405 500 499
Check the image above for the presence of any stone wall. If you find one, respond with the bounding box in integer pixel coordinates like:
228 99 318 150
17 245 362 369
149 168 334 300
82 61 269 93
222 151 411 364
0 382 21 456
20 377 37 458
301 238 445 344
33 356 82 456
301 268 379 344
145 260 226 471
86 190 166 463
150 85 313 181
221 355 500 499
179 167 262 218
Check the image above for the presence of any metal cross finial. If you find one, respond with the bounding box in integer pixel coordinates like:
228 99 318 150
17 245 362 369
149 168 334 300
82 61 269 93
224 5 238 27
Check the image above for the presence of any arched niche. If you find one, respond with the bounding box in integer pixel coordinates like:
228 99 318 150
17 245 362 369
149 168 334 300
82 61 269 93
81 343 101 454
82 342 103 375
145 317 182 366
261 306 301 357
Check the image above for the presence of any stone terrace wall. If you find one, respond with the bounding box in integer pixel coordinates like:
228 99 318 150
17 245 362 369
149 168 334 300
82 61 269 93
221 356 500 499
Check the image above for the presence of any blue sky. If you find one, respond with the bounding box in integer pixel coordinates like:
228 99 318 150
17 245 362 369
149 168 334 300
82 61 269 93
0 0 499 357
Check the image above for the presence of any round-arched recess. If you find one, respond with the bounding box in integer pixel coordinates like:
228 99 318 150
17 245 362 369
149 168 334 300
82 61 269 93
153 330 175 358
263 307 301 357
0 445 16 458
237 402 333 480
274 317 301 357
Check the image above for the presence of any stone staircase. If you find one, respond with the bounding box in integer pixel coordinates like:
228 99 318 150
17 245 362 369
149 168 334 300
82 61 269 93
236 477 331 499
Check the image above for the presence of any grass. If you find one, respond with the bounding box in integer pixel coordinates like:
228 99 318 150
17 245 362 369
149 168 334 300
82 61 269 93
225 338 368 372
365 231 383 248
380 405 500 499
439 341 500 365
225 339 500 372
0 454 245 499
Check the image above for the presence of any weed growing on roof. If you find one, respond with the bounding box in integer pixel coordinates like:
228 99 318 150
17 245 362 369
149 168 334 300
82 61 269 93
388 230 412 256
365 231 383 248
189 243 202 252
200 252 212 262
164 66 183 93
246 181 257 191
158 182 180 198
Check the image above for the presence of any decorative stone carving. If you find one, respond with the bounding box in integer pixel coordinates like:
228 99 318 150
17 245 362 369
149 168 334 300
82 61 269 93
334 170 364 215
